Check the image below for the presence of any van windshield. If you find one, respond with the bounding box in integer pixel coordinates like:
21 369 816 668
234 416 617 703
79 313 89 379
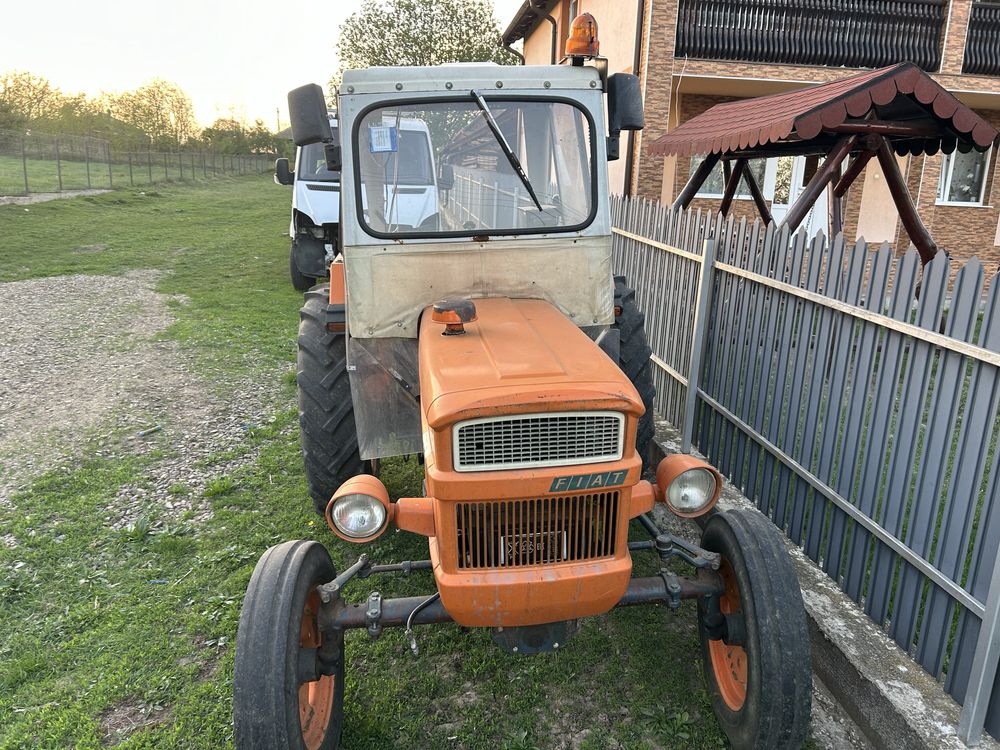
298 134 341 182
354 99 594 238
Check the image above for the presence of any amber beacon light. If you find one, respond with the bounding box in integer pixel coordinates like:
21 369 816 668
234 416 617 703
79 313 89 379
566 13 600 59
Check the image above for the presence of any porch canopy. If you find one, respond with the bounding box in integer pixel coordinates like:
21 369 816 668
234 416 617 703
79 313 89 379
650 62 999 263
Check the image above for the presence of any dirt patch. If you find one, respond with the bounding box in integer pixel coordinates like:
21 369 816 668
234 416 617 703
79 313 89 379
0 189 111 206
98 697 171 746
0 271 286 528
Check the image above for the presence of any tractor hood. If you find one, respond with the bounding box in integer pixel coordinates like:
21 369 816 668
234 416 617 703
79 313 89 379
418 297 643 429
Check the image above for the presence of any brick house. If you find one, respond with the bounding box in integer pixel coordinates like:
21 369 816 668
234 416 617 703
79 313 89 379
502 0 1000 269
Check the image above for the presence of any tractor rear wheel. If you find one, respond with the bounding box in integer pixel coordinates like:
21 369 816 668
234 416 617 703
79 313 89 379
234 540 345 750
614 277 656 469
298 286 365 514
697 510 811 750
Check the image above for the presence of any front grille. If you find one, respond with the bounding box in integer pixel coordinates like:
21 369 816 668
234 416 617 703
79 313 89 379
453 412 624 472
455 492 619 569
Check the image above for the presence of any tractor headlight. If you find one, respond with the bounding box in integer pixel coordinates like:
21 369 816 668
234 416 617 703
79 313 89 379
655 455 722 518
329 493 387 539
667 469 717 514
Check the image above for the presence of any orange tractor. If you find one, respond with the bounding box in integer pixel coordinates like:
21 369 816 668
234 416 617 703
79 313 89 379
234 18 810 750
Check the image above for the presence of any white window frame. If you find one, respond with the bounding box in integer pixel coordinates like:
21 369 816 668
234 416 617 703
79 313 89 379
693 157 775 200
936 147 992 207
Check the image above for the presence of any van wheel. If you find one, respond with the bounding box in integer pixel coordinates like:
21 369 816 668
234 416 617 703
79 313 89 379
613 277 656 469
698 510 811 750
298 286 365 514
290 244 315 292
234 540 345 750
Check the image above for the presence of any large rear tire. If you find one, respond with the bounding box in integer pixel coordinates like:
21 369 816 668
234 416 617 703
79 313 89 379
234 540 345 750
614 277 656 470
698 510 811 749
298 287 364 514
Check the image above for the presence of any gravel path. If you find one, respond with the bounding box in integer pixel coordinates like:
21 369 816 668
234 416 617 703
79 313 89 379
0 189 112 206
0 272 290 540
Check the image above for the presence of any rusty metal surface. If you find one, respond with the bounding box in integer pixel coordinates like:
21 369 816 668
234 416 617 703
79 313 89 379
649 63 998 158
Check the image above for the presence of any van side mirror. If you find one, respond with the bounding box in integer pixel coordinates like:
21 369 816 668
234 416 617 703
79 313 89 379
607 73 644 133
288 83 332 147
438 164 454 190
274 157 294 185
324 144 342 173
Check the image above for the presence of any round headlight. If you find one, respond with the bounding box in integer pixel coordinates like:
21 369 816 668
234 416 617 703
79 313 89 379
667 468 717 514
329 493 387 539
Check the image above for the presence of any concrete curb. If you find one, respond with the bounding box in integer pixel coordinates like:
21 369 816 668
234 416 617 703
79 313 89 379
651 420 1000 750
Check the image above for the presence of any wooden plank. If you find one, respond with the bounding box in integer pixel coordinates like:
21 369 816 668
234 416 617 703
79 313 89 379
611 227 704 262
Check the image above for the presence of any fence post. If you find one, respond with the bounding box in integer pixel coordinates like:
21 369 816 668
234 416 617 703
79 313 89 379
106 143 113 187
163 153 168 181
958 555 1000 745
179 151 184 181
147 150 152 183
681 237 718 453
55 138 62 191
85 140 91 188
20 136 29 194
128 153 134 186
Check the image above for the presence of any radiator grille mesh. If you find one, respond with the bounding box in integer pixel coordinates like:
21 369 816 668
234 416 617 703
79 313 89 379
455 492 619 569
454 412 623 471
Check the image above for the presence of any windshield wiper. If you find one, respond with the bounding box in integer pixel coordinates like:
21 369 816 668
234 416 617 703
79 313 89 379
470 90 542 211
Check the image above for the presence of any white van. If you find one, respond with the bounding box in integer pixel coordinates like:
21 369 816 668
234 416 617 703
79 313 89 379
275 112 438 290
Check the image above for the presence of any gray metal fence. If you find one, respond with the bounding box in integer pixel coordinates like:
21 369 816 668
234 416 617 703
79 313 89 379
0 129 272 196
611 195 1000 745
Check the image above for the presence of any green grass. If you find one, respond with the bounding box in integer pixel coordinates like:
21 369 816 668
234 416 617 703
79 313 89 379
0 153 267 195
0 179 730 749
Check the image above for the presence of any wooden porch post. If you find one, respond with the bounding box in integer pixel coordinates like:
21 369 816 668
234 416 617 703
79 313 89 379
875 139 939 264
719 158 747 216
779 136 856 233
672 153 720 211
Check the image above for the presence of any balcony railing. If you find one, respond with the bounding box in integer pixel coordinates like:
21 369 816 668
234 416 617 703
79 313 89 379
675 0 946 72
964 0 1000 76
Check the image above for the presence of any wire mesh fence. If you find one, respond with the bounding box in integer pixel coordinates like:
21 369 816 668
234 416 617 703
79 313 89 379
0 129 272 196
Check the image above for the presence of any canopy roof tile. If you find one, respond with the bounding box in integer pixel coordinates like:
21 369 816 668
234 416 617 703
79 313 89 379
649 63 998 158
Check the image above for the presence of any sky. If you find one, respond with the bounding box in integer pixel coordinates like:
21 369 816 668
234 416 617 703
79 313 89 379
1 0 526 129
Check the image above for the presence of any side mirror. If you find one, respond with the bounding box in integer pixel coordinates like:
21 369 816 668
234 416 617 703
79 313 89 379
438 164 455 190
324 143 342 173
274 157 293 185
288 83 332 146
607 73 644 133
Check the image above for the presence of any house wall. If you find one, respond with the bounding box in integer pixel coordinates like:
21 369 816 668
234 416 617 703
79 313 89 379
519 0 640 194
513 0 1000 272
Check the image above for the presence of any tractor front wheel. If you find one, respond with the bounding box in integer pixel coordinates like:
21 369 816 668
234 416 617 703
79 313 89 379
234 540 345 750
697 509 811 750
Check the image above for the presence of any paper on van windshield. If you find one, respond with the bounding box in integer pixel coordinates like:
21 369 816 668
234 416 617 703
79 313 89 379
368 125 397 153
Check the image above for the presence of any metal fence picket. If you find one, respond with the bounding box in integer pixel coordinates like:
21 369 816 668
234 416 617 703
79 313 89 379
610 197 1000 746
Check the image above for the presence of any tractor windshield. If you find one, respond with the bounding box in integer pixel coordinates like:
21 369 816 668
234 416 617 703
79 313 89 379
353 98 594 238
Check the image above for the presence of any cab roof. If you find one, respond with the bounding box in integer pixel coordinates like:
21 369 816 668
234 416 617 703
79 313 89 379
340 64 600 95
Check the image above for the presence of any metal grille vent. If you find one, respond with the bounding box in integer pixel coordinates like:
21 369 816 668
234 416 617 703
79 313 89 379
455 492 619 569
453 412 624 471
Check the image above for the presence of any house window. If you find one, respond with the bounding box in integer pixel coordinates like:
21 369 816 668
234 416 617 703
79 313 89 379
937 148 992 205
568 0 579 20
691 156 768 198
